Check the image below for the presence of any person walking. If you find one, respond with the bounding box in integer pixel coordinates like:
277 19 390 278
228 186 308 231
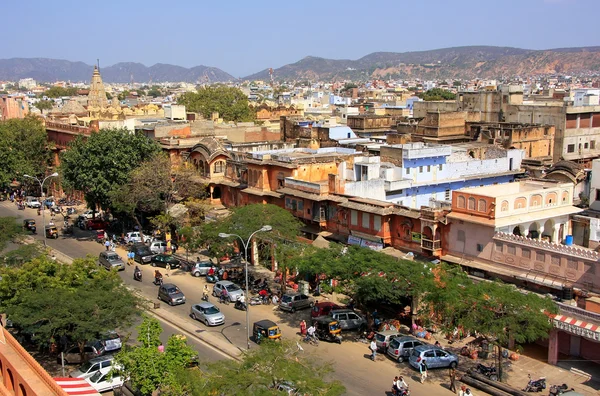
419 359 428 383
104 239 110 251
300 319 307 336
449 367 457 393
370 340 377 361
165 263 171 277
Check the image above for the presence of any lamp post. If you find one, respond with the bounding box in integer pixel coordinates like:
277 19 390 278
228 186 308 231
23 172 59 246
219 225 272 350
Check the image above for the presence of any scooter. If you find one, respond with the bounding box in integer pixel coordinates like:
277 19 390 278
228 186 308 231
549 384 572 396
153 274 163 286
133 268 142 282
523 374 546 392
206 273 220 283
476 363 498 381
234 299 247 311
202 292 209 302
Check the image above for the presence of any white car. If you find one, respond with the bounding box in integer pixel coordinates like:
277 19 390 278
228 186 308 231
26 199 41 208
86 366 124 392
80 210 96 219
125 231 152 244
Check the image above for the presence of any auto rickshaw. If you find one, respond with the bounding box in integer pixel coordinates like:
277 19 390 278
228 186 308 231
314 316 342 344
45 225 58 239
23 219 36 234
253 319 281 344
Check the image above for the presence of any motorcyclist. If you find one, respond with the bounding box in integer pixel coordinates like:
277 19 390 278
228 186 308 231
134 266 142 280
154 270 163 285
207 266 215 276
236 294 246 309
202 285 210 301
219 287 229 304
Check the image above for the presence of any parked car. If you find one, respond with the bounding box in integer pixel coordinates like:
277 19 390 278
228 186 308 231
386 336 424 362
26 197 41 208
79 210 96 220
86 218 109 230
311 301 342 318
409 345 459 369
98 251 125 271
86 366 124 393
329 309 367 332
150 254 181 269
375 330 406 353
69 356 114 379
149 240 167 254
212 281 244 303
279 292 314 313
158 283 186 306
99 331 122 352
190 302 225 326
125 231 151 244
58 341 105 365
130 243 155 264
190 261 214 277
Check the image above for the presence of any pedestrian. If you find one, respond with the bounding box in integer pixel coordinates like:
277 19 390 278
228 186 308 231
166 263 171 277
419 359 428 383
370 340 377 361
300 319 307 336
449 367 457 393
104 239 110 251
435 340 441 348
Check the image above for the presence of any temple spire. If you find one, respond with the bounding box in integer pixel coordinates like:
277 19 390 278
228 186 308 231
87 65 109 109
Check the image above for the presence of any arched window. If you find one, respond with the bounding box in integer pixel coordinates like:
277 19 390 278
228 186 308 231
501 200 509 211
213 160 225 174
467 197 476 210
562 191 569 203
514 197 526 209
478 199 487 212
530 194 542 206
457 195 466 208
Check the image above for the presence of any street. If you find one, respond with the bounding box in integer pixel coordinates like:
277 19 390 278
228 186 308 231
0 201 477 396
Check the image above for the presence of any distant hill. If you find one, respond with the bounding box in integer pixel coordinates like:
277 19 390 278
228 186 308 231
244 46 600 81
0 58 235 83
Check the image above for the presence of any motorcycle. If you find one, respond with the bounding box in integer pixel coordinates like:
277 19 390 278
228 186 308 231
549 384 572 396
153 273 163 286
476 363 498 381
234 299 247 311
523 374 546 392
133 268 142 282
394 387 410 396
202 292 209 302
206 273 220 283
249 296 263 306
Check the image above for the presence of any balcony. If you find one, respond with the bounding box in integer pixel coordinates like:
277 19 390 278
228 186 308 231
556 301 600 324
421 239 441 250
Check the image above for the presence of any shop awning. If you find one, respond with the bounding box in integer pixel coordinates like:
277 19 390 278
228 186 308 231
550 314 600 342
54 378 101 396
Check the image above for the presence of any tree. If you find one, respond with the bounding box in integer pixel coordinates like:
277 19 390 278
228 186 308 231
113 316 197 396
0 116 51 186
42 86 78 98
59 128 161 210
117 90 130 101
417 88 456 101
0 244 43 267
178 86 255 122
453 81 462 87
147 86 162 98
0 216 24 250
0 256 140 357
33 100 53 113
176 341 345 395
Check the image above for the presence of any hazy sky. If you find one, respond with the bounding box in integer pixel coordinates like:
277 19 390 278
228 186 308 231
1 0 598 77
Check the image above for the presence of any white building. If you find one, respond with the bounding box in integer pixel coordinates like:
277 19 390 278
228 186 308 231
18 78 36 90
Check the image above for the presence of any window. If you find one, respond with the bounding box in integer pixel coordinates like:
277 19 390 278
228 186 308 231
457 196 466 208
507 245 516 255
427 165 431 172
445 189 450 200
536 252 545 262
567 144 575 153
213 161 225 173
297 200 304 211
362 213 370 229
373 215 382 231
495 242 503 252
476 244 483 252
478 199 487 212
522 249 531 259
419 166 423 173
467 197 476 210
350 210 358 226
591 140 596 149
439 164 443 171
406 167 410 175
501 200 509 211
596 190 600 201
585 143 589 149
457 230 465 242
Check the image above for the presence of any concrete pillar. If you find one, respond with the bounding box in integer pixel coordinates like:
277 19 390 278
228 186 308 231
538 226 544 240
548 329 559 365
553 224 560 244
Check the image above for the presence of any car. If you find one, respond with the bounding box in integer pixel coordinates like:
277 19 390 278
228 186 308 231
85 218 109 230
386 336 424 362
79 210 96 220
100 331 122 352
69 356 114 379
409 345 459 370
279 292 314 313
190 302 225 326
329 309 367 332
150 254 181 269
149 240 167 254
190 261 214 277
125 231 151 244
26 198 41 208
130 243 155 264
375 330 406 353
57 341 105 365
212 281 244 302
158 283 186 306
98 251 125 271
86 366 124 393
311 301 342 318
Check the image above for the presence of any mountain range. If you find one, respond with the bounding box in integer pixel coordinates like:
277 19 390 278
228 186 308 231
2 46 600 83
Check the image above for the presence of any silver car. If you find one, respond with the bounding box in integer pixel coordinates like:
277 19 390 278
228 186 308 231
98 251 125 271
190 302 225 326
191 261 213 277
212 281 244 302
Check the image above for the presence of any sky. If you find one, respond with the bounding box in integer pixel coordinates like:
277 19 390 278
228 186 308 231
1 0 598 77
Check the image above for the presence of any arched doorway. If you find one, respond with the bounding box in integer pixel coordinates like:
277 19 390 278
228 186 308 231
513 226 522 236
212 186 221 200
529 222 540 239
543 219 554 242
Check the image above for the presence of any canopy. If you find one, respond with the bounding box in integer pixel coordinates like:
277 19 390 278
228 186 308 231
54 378 101 396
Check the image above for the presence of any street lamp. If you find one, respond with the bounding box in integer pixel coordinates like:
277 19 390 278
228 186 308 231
23 172 59 246
219 225 272 350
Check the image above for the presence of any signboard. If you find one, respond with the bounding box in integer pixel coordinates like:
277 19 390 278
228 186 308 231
348 235 362 246
360 239 383 251
411 232 422 243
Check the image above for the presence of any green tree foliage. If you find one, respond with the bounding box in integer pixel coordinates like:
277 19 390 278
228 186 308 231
59 128 161 210
176 341 345 396
33 100 54 112
0 256 140 353
147 86 163 98
0 216 24 250
178 86 255 122
418 88 456 101
0 244 43 267
0 116 50 186
113 317 197 396
117 90 130 101
42 86 78 98
453 81 462 87
341 83 358 92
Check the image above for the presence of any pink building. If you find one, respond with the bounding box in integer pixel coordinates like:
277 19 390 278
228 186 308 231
0 95 29 121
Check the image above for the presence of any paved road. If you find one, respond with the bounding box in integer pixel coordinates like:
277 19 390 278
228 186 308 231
0 202 477 396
